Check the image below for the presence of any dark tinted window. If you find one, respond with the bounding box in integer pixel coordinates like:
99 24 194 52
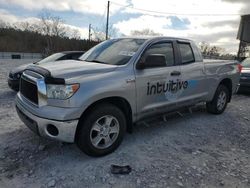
179 43 195 64
58 53 83 60
143 42 174 67
71 53 84 60
59 54 72 60
65 54 73 59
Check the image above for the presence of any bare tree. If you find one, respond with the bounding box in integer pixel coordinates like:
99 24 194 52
0 19 8 29
39 11 66 37
91 22 118 41
199 41 210 55
199 41 233 60
38 11 67 54
199 41 225 56
12 21 33 31
107 23 119 39
68 28 81 40
51 17 66 37
92 27 106 42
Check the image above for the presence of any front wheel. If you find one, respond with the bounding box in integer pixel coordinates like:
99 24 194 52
76 103 126 157
206 85 229 114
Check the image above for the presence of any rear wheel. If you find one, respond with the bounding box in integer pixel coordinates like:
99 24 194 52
76 103 126 157
206 85 229 114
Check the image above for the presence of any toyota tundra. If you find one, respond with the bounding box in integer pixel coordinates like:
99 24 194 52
15 37 241 156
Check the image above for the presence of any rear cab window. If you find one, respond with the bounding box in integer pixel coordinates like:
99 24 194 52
191 43 203 62
178 42 195 64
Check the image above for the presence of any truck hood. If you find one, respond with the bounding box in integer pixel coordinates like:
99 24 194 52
37 60 118 78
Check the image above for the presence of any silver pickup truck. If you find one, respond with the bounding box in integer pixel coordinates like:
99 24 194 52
15 37 241 156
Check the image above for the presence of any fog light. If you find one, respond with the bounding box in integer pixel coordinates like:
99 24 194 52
46 124 59 136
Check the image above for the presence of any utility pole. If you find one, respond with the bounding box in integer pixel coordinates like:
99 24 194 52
105 1 110 40
88 24 91 41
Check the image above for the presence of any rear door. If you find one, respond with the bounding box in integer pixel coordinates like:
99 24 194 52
135 41 183 120
177 41 208 106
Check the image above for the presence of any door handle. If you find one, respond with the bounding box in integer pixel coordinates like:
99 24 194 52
170 71 181 76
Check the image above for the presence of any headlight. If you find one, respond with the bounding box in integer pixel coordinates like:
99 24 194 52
46 84 79 99
15 73 21 79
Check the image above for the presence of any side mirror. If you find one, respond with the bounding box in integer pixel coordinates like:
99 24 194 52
136 54 166 69
136 59 145 70
145 54 166 68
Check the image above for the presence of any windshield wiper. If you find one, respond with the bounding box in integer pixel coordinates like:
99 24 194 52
85 59 107 64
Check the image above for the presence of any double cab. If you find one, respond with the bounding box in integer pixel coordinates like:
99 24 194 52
15 37 241 156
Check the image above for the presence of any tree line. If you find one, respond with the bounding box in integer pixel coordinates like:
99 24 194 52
0 12 99 56
199 41 236 60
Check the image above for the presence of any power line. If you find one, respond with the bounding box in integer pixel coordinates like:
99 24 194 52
96 5 107 30
101 6 107 31
89 4 107 40
110 1 241 17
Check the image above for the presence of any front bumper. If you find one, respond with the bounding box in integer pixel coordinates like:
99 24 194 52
16 97 79 143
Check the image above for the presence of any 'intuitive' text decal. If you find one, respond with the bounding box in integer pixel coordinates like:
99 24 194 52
147 80 188 95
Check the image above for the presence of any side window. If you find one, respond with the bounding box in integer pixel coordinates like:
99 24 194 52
58 55 67 60
64 54 73 60
58 54 75 60
143 42 174 68
71 53 82 60
179 43 195 64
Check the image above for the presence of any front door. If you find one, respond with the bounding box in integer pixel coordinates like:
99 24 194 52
135 41 184 120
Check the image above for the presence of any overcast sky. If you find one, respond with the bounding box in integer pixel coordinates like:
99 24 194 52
0 0 249 54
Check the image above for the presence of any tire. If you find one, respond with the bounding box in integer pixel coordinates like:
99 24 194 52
76 103 126 157
206 85 229 114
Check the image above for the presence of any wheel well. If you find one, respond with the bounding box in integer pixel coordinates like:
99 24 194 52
76 97 133 140
219 78 232 102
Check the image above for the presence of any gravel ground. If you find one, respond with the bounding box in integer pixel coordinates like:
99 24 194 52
0 59 250 188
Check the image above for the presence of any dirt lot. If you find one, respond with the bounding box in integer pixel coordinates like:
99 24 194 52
0 59 250 188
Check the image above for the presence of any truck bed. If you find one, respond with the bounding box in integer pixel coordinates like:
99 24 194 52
203 59 238 65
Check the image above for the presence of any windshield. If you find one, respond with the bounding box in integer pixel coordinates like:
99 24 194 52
36 53 64 64
241 58 250 68
80 38 146 65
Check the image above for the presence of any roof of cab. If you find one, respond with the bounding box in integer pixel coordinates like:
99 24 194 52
116 36 192 42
